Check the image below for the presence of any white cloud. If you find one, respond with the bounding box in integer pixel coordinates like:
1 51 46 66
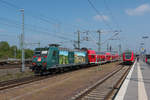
93 15 109 21
126 4 150 16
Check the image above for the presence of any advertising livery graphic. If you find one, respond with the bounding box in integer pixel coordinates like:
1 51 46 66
74 52 86 63
59 51 69 64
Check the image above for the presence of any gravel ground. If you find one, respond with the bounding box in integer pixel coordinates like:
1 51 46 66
79 65 129 100
0 64 31 76
0 62 120 100
0 64 33 82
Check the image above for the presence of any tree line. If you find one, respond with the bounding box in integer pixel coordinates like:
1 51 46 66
0 41 34 59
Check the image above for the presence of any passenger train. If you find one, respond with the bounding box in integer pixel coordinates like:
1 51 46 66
31 44 120 75
122 51 135 64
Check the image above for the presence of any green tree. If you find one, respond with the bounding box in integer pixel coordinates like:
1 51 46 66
25 49 34 59
16 49 21 59
0 41 10 59
0 41 34 59
9 45 17 58
0 41 10 51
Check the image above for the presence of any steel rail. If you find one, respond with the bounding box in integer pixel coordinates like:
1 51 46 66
104 65 131 100
0 62 122 92
71 64 130 100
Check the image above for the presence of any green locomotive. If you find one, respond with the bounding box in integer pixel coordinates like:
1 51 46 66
31 44 88 75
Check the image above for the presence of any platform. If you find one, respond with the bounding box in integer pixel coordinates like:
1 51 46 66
115 60 150 100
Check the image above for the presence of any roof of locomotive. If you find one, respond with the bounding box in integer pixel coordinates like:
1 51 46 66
48 44 60 47
34 47 49 51
34 46 87 53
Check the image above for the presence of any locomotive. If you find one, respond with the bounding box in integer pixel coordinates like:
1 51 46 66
31 44 119 75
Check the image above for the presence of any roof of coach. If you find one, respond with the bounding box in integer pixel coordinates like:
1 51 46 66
123 51 133 54
58 47 87 52
105 52 111 55
115 53 119 56
95 51 105 55
87 50 96 54
124 50 133 53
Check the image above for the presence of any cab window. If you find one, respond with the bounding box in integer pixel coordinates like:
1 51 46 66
41 50 48 56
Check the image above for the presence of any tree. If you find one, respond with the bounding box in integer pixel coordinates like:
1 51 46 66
0 41 34 59
0 41 10 59
0 41 10 51
25 49 34 59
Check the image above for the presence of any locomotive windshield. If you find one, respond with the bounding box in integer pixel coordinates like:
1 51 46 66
125 52 131 59
41 51 48 56
34 51 41 56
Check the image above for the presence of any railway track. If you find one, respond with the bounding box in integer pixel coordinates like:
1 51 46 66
0 75 52 91
0 64 97 91
0 62 123 93
0 64 31 69
71 65 131 100
0 59 31 69
0 59 31 66
0 66 92 91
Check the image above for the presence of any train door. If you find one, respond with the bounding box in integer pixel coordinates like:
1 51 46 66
52 50 59 65
68 51 74 64
46 47 59 68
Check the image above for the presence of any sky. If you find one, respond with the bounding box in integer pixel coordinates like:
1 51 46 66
0 0 150 53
